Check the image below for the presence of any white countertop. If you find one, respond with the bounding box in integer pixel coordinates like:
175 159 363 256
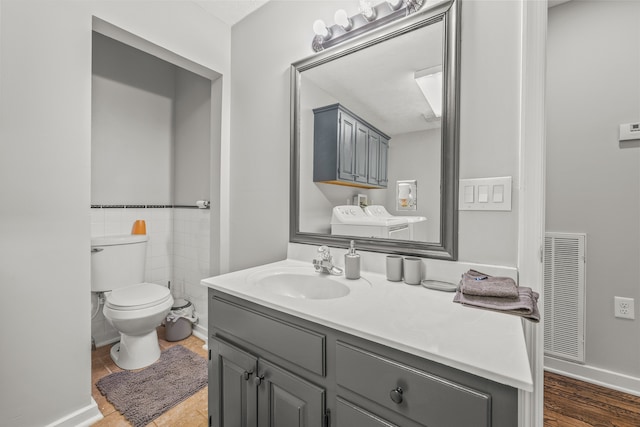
201 258 533 392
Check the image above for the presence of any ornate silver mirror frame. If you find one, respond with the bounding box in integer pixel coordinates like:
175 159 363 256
290 0 460 260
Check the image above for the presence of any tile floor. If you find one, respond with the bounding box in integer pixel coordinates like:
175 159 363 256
91 326 208 427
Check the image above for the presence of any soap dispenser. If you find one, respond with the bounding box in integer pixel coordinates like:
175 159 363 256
344 240 360 280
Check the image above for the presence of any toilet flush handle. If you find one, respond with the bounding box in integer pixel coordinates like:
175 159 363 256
91 248 103 253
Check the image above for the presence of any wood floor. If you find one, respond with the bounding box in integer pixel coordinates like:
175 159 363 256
544 371 640 427
91 326 208 427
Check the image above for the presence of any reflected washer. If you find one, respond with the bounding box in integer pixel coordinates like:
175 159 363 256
331 205 410 239
364 205 428 241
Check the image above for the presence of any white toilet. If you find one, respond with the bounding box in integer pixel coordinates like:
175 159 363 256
91 234 173 370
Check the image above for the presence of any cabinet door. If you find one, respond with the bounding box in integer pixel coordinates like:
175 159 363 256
367 132 381 186
210 337 258 427
338 111 357 181
257 359 325 427
378 138 388 187
354 123 369 184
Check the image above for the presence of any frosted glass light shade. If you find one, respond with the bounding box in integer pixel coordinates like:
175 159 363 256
359 0 376 20
334 9 352 30
387 0 403 10
313 19 330 39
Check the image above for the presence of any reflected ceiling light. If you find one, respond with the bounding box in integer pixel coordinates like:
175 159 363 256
313 19 332 40
334 9 353 31
414 66 443 118
310 0 425 52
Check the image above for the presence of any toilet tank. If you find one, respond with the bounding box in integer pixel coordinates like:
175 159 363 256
91 234 148 292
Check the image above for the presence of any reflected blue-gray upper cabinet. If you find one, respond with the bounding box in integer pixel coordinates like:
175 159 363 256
313 104 389 189
379 138 389 187
337 111 357 181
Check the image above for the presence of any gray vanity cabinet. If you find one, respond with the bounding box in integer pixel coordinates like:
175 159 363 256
209 337 258 427
209 335 325 427
208 295 327 427
208 288 518 427
336 342 490 427
257 358 325 427
313 103 389 189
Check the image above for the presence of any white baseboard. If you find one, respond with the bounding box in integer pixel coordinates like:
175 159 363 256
545 356 640 397
94 334 120 348
44 398 103 427
192 323 207 342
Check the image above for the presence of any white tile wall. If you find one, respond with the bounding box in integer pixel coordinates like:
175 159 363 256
90 206 209 346
172 208 210 329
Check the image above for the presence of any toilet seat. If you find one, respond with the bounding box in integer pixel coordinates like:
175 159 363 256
106 282 172 311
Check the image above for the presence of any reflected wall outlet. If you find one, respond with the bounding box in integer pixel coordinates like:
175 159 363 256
614 296 635 319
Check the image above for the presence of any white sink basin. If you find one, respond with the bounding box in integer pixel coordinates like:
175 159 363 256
248 269 353 300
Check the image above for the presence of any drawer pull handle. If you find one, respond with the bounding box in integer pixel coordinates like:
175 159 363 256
243 370 253 381
390 387 404 404
254 374 265 386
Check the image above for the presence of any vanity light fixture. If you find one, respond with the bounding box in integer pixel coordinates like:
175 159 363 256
387 0 404 11
334 9 353 31
311 0 425 52
414 66 443 118
312 19 332 41
359 0 377 21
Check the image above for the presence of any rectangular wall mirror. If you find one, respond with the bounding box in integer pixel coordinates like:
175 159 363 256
290 0 460 260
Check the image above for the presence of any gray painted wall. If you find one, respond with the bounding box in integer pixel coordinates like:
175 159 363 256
230 0 522 270
174 68 212 206
457 0 521 266
547 1 640 378
385 129 441 242
0 1 230 425
92 32 175 205
92 35 213 207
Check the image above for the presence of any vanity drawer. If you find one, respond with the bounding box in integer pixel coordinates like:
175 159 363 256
211 296 325 376
336 398 398 427
336 342 491 427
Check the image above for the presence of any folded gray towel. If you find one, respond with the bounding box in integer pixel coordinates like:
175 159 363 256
459 269 519 299
453 285 540 323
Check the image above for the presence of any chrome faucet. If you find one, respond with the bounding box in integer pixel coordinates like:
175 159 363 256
313 246 343 275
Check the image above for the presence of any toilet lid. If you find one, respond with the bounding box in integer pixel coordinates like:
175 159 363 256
106 283 172 311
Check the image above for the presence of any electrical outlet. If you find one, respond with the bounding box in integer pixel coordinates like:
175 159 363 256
614 297 635 320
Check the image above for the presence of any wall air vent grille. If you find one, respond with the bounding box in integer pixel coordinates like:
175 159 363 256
543 232 586 362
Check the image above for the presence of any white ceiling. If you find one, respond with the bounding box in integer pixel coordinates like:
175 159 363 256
195 0 269 26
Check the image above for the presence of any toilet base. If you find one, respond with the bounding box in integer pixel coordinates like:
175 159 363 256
110 329 161 370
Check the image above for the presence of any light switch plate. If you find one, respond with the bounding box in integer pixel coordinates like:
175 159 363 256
478 185 489 203
464 185 474 203
458 177 512 211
